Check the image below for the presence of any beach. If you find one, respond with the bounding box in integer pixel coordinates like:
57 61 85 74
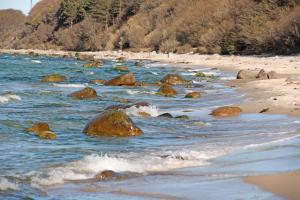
0 49 299 199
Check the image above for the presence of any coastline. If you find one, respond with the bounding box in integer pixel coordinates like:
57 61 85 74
1 49 300 117
1 48 300 198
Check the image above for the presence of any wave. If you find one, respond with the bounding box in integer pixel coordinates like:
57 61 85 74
0 94 21 104
125 104 160 117
31 60 41 63
125 89 155 95
0 178 19 191
53 83 88 88
30 148 226 187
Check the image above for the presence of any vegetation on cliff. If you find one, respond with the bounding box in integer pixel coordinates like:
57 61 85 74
0 0 300 54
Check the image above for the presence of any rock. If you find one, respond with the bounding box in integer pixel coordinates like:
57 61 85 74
161 74 187 85
105 104 128 111
113 66 129 72
157 84 178 97
70 87 97 100
38 131 57 140
195 72 206 77
259 108 270 113
105 73 136 86
138 112 151 117
237 70 258 79
185 92 201 98
83 110 143 137
27 122 57 140
27 122 50 134
210 106 242 117
83 61 103 68
42 74 67 83
90 79 106 84
175 115 189 120
135 61 143 67
256 69 268 79
132 102 150 108
158 113 173 118
94 170 118 180
267 71 278 79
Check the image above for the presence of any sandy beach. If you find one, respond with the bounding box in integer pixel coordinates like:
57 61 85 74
1 49 300 117
1 49 300 199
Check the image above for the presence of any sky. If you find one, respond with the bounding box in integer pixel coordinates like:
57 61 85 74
0 0 40 15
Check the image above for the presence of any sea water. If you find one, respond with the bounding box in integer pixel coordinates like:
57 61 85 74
0 54 299 200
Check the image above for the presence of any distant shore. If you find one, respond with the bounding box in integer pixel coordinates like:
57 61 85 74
1 48 300 199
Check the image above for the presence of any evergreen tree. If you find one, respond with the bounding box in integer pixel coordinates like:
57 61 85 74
57 0 80 27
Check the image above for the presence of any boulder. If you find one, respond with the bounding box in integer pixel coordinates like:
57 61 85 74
94 170 118 180
90 79 106 84
161 74 187 85
27 122 57 140
157 84 178 97
70 87 97 100
210 106 242 117
158 113 173 118
105 73 136 86
256 69 268 79
185 92 201 98
267 71 278 79
42 74 67 82
83 110 143 137
83 61 103 68
236 70 259 79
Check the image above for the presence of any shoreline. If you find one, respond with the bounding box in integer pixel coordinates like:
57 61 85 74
1 49 300 117
1 49 300 198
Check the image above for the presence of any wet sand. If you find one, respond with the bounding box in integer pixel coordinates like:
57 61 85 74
245 170 300 200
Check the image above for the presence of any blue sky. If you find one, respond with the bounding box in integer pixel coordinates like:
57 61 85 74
0 0 40 15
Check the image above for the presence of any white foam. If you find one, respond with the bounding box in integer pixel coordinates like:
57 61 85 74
150 71 158 75
53 83 88 88
30 148 226 187
126 90 155 95
31 60 41 63
125 105 160 117
0 94 21 104
0 178 19 191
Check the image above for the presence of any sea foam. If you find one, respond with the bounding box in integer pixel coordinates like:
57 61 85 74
0 178 19 191
53 83 88 88
0 94 21 104
125 104 160 117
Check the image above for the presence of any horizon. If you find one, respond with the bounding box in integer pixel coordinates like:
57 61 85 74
0 0 40 15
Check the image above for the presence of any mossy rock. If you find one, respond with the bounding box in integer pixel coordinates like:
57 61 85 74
185 92 201 98
70 87 98 100
42 74 67 83
157 84 178 97
38 131 57 140
161 74 187 85
113 66 129 72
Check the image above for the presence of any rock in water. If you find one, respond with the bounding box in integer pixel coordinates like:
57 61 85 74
158 113 173 118
211 106 242 117
70 87 98 100
94 170 118 180
105 73 136 86
83 61 103 68
185 92 201 98
157 84 178 97
256 69 268 79
161 74 187 85
90 79 106 84
27 122 57 140
113 66 129 72
83 111 143 137
42 74 67 82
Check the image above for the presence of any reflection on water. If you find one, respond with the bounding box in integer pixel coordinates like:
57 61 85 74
0 54 299 199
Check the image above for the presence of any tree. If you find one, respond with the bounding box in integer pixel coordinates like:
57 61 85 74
57 0 80 27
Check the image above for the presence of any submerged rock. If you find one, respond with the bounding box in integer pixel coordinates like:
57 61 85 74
83 110 143 137
94 170 119 181
175 115 189 120
158 113 173 118
83 61 103 68
185 92 201 98
210 106 242 117
27 122 57 140
113 66 129 72
70 87 98 100
42 74 67 83
157 84 178 97
161 74 187 85
105 73 136 86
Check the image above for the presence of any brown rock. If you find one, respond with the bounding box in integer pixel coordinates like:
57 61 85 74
83 110 143 137
105 104 128 111
157 84 178 97
42 74 67 83
70 87 97 100
185 92 201 98
237 70 258 79
267 71 278 79
90 79 106 84
105 73 136 86
113 66 129 72
94 170 118 180
161 74 187 85
211 106 242 117
256 69 268 79
38 131 57 140
27 122 50 134
84 61 103 68
138 112 151 117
